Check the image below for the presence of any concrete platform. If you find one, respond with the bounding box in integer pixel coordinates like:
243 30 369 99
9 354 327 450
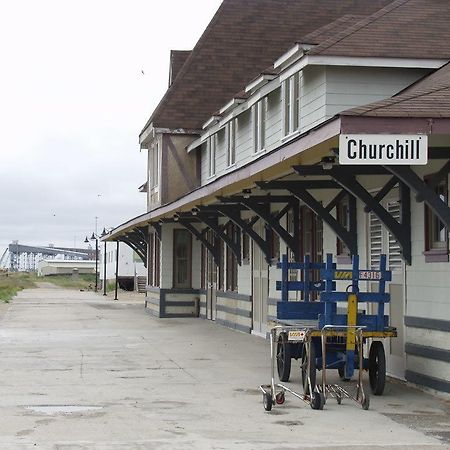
0 285 448 449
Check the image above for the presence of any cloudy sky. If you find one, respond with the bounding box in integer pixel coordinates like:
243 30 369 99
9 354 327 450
0 0 222 253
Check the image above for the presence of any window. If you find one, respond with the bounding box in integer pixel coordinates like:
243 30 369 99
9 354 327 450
269 228 280 262
207 134 217 177
149 140 159 188
242 229 250 263
173 229 192 288
424 175 449 261
148 232 160 287
300 207 323 300
225 223 238 291
226 120 236 167
336 197 350 257
200 243 206 290
282 73 300 136
254 97 267 153
148 140 160 204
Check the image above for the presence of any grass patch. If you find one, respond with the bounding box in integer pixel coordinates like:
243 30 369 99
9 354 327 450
0 272 38 302
45 274 97 290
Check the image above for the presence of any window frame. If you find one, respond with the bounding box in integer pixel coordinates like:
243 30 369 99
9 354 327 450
336 196 351 262
148 232 161 287
207 134 217 178
254 97 267 153
173 229 192 288
424 173 449 262
226 119 236 167
282 73 300 137
225 223 238 291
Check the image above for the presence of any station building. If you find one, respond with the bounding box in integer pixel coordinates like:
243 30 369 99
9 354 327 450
105 0 450 396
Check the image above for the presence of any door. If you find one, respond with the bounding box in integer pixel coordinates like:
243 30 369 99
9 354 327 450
204 230 218 321
252 222 269 336
300 206 323 300
368 192 405 379
206 250 217 321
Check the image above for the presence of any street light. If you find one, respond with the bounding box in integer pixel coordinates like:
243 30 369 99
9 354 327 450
100 228 108 296
84 230 104 293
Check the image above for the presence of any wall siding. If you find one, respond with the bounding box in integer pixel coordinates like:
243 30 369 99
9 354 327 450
324 66 430 120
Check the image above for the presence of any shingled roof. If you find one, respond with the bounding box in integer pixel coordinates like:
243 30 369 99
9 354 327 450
300 14 367 45
342 62 450 117
308 0 450 59
168 50 191 87
141 0 392 135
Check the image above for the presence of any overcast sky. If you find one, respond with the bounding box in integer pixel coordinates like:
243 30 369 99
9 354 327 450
0 0 222 253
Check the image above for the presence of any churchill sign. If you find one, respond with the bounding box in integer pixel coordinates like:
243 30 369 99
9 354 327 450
339 134 428 165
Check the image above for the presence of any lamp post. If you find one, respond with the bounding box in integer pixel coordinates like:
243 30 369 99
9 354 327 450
84 234 98 291
84 228 107 293
102 228 107 296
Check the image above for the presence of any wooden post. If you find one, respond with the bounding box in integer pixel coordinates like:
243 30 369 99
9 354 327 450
114 241 119 300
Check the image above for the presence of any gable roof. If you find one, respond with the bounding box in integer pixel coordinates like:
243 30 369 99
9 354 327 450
308 0 450 59
342 62 450 118
141 0 392 136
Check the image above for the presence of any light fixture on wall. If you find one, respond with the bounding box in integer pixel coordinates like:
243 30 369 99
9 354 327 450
320 156 335 170
173 213 180 222
158 219 164 225
242 188 252 199
191 207 200 216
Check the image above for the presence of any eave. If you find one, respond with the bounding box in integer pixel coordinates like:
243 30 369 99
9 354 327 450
105 117 341 241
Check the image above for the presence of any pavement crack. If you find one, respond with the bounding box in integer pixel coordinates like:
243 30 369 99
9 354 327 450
169 358 198 381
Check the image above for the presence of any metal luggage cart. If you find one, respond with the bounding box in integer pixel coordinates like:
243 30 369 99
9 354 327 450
260 253 397 412
260 325 326 411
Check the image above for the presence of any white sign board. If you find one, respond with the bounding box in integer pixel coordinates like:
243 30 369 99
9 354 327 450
339 134 428 165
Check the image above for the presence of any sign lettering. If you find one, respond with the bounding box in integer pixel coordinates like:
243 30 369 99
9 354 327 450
339 134 427 165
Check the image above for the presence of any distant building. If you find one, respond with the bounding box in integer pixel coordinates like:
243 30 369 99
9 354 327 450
37 260 96 276
99 242 146 292
0 241 95 272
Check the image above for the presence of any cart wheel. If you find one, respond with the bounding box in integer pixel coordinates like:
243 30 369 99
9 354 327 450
369 341 386 395
277 333 291 382
362 394 370 410
275 391 285 405
310 391 325 410
301 342 316 395
338 366 351 381
336 392 342 405
263 392 273 411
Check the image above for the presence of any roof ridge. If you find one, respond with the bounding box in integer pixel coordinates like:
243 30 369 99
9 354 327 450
309 0 410 55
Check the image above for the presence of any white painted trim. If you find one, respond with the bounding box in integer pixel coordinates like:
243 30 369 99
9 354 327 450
274 43 301 69
245 74 277 93
280 55 447 82
219 98 246 115
202 115 222 130
186 138 202 153
139 123 155 145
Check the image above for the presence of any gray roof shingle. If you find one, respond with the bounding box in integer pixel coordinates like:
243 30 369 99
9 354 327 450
141 0 392 134
308 0 450 60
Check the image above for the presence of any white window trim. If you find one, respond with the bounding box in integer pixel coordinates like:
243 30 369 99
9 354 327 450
254 98 267 153
207 134 217 178
282 73 300 138
226 120 236 168
149 139 160 204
